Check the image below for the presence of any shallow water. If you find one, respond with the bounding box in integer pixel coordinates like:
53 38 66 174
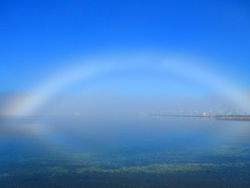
0 116 250 187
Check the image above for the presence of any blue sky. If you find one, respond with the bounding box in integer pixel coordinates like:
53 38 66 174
0 0 250 115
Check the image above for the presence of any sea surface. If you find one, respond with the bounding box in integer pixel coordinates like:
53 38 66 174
0 116 250 187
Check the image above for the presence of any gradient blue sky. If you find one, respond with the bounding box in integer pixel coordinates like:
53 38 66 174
0 0 250 97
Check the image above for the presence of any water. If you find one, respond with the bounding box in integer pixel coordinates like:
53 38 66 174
0 116 250 187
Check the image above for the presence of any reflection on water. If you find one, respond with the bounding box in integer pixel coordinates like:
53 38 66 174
0 116 250 187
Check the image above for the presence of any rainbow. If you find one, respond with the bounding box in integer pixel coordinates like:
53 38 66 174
4 52 250 116
2 52 250 147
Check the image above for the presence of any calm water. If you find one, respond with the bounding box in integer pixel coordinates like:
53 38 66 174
0 116 250 187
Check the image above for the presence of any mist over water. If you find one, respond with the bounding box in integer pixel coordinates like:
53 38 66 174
1 52 249 187
1 116 250 187
1 0 250 187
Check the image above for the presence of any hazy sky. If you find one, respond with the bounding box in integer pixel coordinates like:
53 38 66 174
0 0 250 115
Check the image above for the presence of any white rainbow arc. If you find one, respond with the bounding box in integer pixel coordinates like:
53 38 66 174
6 62 114 116
161 56 250 113
2 52 250 151
5 52 250 117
